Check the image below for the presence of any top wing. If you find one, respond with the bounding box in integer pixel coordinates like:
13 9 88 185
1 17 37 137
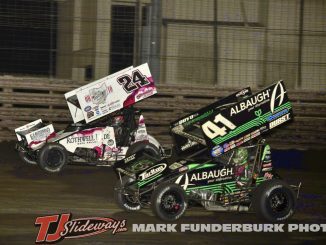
64 66 134 123
200 81 293 157
170 87 252 154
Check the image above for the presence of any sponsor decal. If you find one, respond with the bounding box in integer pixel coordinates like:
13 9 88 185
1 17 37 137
103 134 111 140
190 168 233 182
108 100 121 111
136 87 155 100
262 167 273 172
184 110 214 127
269 113 291 129
267 108 289 122
100 105 108 114
259 125 268 132
211 145 224 157
264 172 273 179
66 134 98 144
138 163 167 181
255 109 262 117
109 104 120 111
87 111 94 119
262 163 272 168
34 213 127 243
107 85 113 94
230 90 270 116
178 166 188 172
236 88 250 97
94 106 100 116
90 83 108 105
104 147 125 161
175 114 198 126
124 154 136 163
216 129 261 154
28 132 57 148
84 95 91 103
84 106 92 112
270 81 286 113
175 173 195 190
29 127 51 141
169 162 183 170
181 139 198 151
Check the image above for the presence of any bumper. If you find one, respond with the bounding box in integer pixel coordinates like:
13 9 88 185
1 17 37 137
15 141 28 152
290 182 302 199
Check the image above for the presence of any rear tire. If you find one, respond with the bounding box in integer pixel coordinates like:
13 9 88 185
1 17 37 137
114 176 141 211
252 179 296 222
151 183 187 221
37 143 68 173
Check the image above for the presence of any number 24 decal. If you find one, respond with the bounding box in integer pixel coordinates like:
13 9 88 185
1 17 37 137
117 70 150 93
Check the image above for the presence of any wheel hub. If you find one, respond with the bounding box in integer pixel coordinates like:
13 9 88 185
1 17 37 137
270 192 288 212
161 193 181 213
46 149 63 167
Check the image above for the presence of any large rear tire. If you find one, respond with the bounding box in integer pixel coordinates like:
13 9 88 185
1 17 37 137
151 183 187 221
252 179 296 222
37 143 68 173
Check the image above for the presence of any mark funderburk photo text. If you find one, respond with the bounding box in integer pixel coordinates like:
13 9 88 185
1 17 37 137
132 223 326 233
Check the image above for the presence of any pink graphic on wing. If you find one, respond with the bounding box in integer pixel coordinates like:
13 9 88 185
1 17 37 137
123 77 156 108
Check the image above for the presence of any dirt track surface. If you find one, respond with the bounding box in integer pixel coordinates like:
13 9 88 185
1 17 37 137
0 142 325 244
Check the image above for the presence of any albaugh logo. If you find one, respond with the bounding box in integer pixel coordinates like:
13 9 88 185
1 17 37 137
34 213 127 243
175 173 195 190
270 81 286 113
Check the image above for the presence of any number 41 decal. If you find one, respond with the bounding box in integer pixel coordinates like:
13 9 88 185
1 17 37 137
202 114 236 139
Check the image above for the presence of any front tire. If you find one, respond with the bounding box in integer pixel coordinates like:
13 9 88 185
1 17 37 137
37 143 68 173
151 183 187 221
252 179 296 222
114 176 141 212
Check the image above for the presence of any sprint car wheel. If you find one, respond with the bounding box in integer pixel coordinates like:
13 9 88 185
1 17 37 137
114 176 141 212
252 179 296 222
151 183 187 221
37 143 68 173
19 151 37 165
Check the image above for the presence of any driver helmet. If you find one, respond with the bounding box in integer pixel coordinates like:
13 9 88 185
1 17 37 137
233 148 248 166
